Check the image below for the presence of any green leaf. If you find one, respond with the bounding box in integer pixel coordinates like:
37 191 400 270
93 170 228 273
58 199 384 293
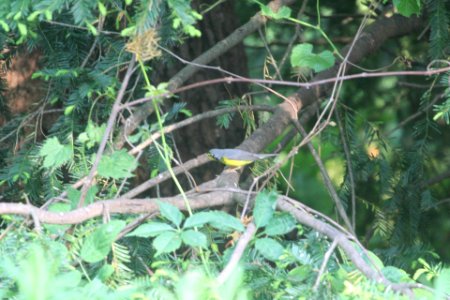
288 265 313 283
0 20 10 32
95 264 115 282
290 43 335 72
263 213 296 236
80 220 126 263
98 2 107 16
78 121 106 149
393 0 421 17
184 211 244 232
17 23 27 36
39 137 73 169
255 238 284 261
97 149 137 179
127 222 175 237
261 5 291 20
64 105 75 115
27 11 42 22
382 266 411 283
86 21 98 36
253 190 278 229
181 230 207 248
435 268 450 300
120 25 136 37
159 201 184 227
67 185 98 208
153 231 182 256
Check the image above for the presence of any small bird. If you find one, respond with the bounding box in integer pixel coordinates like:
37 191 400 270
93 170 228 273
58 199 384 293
208 148 277 167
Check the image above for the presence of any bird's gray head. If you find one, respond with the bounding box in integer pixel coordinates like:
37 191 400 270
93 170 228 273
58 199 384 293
208 148 223 160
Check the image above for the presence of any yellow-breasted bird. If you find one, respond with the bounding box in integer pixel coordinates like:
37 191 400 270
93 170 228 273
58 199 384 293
208 148 277 167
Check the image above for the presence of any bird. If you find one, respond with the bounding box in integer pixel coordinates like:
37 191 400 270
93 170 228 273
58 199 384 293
208 148 277 167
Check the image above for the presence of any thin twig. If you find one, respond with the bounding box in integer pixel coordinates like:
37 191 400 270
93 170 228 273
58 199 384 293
313 239 338 290
78 57 136 207
292 121 354 233
216 222 257 285
335 108 356 229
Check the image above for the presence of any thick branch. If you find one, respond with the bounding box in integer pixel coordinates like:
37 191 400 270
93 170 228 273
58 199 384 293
0 192 233 224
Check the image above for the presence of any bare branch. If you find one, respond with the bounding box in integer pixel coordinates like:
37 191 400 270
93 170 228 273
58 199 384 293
217 222 257 285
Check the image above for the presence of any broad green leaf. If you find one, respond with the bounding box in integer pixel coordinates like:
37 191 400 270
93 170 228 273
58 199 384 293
39 137 73 169
261 5 291 20
153 231 182 256
263 212 296 236
80 220 126 263
181 230 207 248
95 264 115 282
393 0 421 17
184 211 244 232
288 265 313 283
184 211 214 228
435 268 450 300
363 248 384 269
253 190 278 229
290 43 335 72
159 201 184 227
127 222 174 238
97 149 137 179
255 238 284 261
382 266 411 283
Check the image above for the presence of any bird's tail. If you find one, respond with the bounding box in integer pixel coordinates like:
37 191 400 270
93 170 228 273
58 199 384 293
255 153 277 159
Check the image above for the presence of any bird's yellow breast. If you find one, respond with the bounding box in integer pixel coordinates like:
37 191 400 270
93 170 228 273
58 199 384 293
220 157 253 167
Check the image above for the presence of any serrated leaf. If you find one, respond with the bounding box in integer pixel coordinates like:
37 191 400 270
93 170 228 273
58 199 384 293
253 190 278 229
263 213 296 236
127 222 174 238
290 43 335 72
393 0 421 17
97 149 137 179
153 231 182 256
39 137 73 169
80 220 126 263
255 238 284 261
184 211 244 232
181 230 207 248
158 201 184 227
78 121 106 149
